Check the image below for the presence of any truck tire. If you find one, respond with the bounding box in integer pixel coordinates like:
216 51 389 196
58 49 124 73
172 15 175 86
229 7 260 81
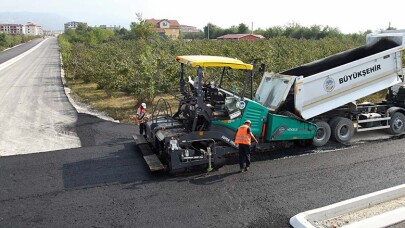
312 121 331 147
387 112 405 135
328 117 340 129
330 117 354 144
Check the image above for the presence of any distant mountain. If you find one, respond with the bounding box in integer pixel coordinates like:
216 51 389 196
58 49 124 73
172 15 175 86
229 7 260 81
0 12 70 31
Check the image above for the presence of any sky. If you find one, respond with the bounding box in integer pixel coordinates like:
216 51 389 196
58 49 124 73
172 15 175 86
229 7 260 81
1 0 405 33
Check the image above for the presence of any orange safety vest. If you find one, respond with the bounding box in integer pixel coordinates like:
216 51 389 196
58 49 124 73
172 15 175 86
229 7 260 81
235 124 251 145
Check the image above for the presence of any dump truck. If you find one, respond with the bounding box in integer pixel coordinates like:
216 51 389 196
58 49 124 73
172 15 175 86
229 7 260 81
256 30 405 145
134 30 405 173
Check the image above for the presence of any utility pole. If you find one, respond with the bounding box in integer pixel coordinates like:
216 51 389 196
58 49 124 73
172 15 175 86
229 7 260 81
251 22 253 34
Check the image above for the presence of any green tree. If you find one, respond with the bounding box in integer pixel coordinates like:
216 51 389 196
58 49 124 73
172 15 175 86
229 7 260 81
90 27 114 44
0 33 8 47
223 26 238 35
129 13 159 41
238 23 249 34
183 31 205 40
204 23 222 39
115 28 130 40
58 22 365 107
258 26 284 38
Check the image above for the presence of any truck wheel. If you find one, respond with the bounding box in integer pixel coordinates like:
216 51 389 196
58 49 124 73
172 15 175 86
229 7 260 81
328 117 340 129
330 117 354 144
312 121 331 147
387 112 405 135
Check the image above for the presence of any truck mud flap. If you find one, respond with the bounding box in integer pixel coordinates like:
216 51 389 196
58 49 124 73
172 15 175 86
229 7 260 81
133 134 165 172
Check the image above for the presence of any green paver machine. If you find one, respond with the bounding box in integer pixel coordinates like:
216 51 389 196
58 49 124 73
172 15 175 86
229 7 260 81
134 55 317 173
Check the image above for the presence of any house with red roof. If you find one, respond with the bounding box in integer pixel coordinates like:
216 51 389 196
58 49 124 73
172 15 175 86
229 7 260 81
145 19 181 39
217 34 264 40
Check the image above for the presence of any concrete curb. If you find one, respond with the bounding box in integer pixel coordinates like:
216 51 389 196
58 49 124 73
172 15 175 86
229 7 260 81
0 38 48 72
290 183 405 228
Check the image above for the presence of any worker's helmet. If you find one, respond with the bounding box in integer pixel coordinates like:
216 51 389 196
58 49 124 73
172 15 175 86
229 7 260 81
244 120 252 124
141 103 146 108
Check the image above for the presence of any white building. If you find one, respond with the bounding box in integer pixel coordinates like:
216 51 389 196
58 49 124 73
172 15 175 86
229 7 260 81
25 23 43 36
0 24 25 35
0 23 43 35
64 21 87 31
180 25 200 33
98 25 121 31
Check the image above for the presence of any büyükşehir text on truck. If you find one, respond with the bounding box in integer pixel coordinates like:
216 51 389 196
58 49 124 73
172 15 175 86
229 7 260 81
133 30 405 174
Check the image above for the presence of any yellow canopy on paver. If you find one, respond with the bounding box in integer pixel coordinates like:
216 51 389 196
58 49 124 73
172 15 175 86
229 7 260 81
176 55 253 70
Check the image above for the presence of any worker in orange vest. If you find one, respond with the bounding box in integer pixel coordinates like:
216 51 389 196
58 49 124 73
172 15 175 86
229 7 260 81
234 120 258 173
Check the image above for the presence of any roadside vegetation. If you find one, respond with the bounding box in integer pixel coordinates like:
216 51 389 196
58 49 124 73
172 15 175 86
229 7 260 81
58 14 400 123
0 33 38 51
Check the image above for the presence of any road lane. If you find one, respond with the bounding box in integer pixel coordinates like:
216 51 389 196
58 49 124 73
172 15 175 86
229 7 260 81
0 39 44 64
0 37 81 156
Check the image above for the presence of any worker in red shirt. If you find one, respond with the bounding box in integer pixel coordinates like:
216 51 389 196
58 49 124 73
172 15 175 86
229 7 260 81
235 120 258 173
136 103 147 137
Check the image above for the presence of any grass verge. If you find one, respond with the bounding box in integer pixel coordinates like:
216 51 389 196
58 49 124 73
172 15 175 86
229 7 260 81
66 79 178 124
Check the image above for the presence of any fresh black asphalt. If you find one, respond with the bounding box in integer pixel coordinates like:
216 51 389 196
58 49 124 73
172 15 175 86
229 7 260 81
1 112 404 227
0 38 43 64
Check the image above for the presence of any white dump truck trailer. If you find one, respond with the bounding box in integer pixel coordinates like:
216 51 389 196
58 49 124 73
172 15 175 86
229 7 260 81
255 30 405 146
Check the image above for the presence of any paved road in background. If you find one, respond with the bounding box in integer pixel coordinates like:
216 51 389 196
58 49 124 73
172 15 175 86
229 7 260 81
0 38 81 155
0 39 43 64
0 39 404 227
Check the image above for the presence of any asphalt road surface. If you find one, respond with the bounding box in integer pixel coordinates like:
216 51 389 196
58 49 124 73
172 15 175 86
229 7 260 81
0 39 405 228
0 38 81 156
0 39 44 64
1 128 404 227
